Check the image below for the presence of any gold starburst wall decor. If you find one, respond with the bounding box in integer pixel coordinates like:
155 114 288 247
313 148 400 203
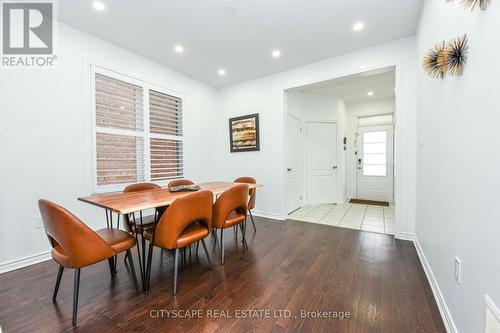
445 34 469 76
423 41 448 79
461 0 491 10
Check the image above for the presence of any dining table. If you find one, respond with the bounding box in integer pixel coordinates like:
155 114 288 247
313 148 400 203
78 181 262 293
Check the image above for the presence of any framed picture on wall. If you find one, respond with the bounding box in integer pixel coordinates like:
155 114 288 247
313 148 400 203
229 113 260 152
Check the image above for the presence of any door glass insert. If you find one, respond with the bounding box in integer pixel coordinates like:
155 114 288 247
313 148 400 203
363 131 387 176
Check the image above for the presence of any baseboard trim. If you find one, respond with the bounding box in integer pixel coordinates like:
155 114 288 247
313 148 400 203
396 231 415 241
251 210 284 221
0 250 51 274
414 237 457 333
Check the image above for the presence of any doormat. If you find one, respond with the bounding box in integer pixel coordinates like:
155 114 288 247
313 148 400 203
349 199 390 207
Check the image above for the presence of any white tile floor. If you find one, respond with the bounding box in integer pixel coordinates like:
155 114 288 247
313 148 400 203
288 202 395 235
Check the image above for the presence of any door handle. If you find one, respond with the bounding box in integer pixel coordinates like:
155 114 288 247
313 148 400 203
287 168 292 172
332 166 338 170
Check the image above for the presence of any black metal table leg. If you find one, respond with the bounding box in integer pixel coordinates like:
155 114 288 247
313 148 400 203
105 210 118 273
145 210 160 293
128 213 147 293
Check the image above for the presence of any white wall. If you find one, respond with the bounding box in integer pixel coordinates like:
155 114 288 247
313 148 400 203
286 92 340 121
0 22 219 267
416 1 500 332
216 37 417 239
285 92 346 204
345 99 395 198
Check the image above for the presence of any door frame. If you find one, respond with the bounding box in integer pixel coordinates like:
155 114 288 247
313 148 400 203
355 124 394 201
304 120 340 205
282 64 404 239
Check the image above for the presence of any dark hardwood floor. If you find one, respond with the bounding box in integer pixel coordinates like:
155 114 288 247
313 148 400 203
0 217 445 333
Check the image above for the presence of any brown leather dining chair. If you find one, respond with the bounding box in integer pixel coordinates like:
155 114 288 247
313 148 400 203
168 179 194 187
143 190 213 295
122 183 167 275
38 199 139 326
212 184 249 264
123 183 165 233
234 177 257 232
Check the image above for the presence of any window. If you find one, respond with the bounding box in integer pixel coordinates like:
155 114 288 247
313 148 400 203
92 66 183 192
358 114 393 127
362 131 387 176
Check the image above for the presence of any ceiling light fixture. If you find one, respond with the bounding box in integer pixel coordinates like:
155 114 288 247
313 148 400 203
174 45 184 54
367 91 374 96
218 69 226 76
353 21 364 32
224 4 238 15
272 50 281 58
92 1 105 11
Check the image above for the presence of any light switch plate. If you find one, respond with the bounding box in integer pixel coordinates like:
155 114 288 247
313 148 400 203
454 257 462 284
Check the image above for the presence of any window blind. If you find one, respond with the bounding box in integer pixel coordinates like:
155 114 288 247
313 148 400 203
149 90 183 181
95 74 145 185
149 90 183 136
93 69 183 190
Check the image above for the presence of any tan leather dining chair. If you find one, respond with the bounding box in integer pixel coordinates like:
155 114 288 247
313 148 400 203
212 184 249 264
234 177 257 232
38 199 139 326
168 179 194 187
143 190 213 295
123 183 165 233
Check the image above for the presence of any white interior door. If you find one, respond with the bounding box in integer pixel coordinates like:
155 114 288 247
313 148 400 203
306 122 337 204
286 115 304 213
356 125 394 201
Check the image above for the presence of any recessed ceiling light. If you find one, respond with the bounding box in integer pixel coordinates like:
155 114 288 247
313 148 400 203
224 4 238 15
174 45 184 54
353 21 364 32
119 106 125 110
218 69 226 76
272 50 281 58
367 91 374 96
92 1 105 11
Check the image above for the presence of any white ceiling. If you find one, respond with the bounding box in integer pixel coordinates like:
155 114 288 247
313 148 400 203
57 0 422 88
293 67 395 104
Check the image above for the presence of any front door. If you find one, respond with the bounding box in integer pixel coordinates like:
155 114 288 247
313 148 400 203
356 125 394 201
286 115 304 213
306 122 337 204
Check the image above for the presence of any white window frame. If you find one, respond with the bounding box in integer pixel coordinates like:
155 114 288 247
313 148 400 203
357 113 394 127
90 64 184 193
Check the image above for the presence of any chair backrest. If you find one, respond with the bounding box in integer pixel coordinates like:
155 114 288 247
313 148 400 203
168 179 194 188
122 183 162 231
38 199 115 268
212 184 248 229
234 177 256 209
153 190 213 249
123 182 161 193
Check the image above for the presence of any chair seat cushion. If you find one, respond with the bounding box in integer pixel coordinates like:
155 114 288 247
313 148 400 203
176 223 209 248
224 211 246 228
96 228 136 253
132 222 155 234
144 222 209 249
124 214 158 234
52 246 72 268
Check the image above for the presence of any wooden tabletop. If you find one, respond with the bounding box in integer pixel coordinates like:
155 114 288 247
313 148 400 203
78 181 262 214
